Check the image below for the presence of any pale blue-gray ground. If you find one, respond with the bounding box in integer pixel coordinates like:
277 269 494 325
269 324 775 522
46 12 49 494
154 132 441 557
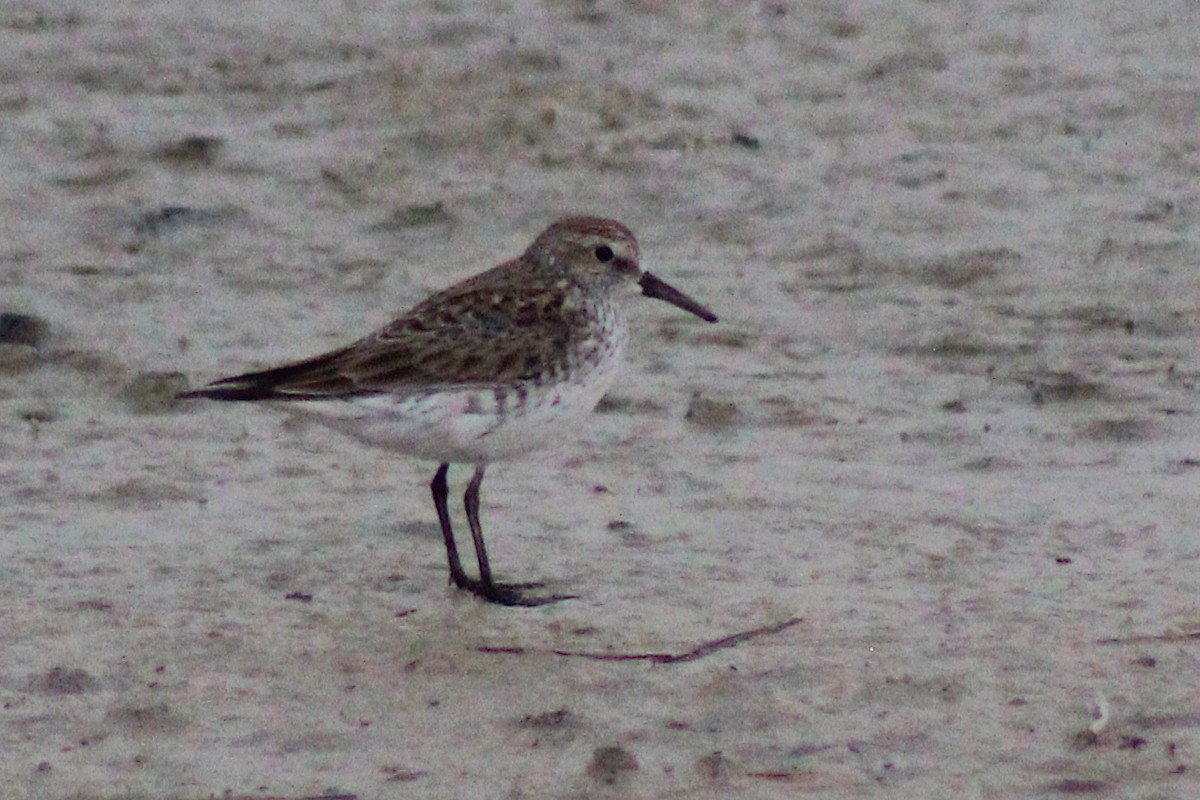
2 2 1198 798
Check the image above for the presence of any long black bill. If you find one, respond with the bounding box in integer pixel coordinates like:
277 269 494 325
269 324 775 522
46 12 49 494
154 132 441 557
639 272 718 323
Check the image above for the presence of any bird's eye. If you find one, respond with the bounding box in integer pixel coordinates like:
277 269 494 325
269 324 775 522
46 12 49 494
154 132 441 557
593 245 614 263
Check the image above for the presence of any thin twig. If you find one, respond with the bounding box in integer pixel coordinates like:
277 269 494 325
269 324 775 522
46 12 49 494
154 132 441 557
1095 630 1200 646
480 616 804 664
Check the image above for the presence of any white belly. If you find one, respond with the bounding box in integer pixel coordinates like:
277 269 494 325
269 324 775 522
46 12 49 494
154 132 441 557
291 328 628 464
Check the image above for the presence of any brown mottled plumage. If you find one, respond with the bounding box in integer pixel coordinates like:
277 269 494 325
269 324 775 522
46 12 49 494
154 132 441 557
180 216 717 605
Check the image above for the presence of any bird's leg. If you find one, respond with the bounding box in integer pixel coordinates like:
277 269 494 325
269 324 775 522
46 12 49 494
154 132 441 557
463 464 495 586
431 463 471 590
461 464 576 607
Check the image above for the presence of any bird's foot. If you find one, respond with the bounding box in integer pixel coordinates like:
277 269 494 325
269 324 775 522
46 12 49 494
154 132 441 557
453 576 576 607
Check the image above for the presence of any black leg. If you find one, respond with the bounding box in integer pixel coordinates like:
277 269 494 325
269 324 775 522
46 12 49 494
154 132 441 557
431 463 470 589
463 465 495 586
459 464 577 607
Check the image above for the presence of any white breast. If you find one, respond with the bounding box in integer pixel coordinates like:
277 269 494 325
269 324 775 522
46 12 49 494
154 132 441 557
292 314 630 465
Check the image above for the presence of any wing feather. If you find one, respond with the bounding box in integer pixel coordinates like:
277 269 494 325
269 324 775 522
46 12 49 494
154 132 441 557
180 273 585 402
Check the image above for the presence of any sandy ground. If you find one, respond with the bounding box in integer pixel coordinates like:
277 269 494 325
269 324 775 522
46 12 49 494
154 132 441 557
2 1 1199 798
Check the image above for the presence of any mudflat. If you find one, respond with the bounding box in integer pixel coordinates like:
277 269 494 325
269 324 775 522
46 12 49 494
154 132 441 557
2 2 1197 798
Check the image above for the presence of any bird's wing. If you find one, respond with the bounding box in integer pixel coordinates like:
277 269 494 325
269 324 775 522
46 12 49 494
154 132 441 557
180 276 584 402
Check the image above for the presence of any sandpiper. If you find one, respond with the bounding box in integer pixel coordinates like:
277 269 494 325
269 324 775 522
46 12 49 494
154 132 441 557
179 216 718 605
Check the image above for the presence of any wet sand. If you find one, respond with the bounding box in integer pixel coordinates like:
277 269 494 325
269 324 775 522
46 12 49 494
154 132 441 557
2 2 1198 798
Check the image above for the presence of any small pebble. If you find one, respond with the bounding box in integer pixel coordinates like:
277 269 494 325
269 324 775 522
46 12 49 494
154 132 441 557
732 132 761 149
685 392 739 429
695 751 739 780
30 666 97 695
519 708 574 728
131 206 228 237
586 745 639 785
0 312 49 348
155 135 224 166
0 312 49 371
389 202 452 228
